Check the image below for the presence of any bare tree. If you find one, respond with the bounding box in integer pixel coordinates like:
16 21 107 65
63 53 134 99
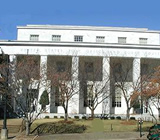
138 66 160 123
79 57 110 118
110 58 143 121
47 56 79 121
9 55 45 135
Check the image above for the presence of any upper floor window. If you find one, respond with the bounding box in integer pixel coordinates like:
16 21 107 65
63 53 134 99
30 35 39 41
52 35 61 42
141 64 148 75
114 63 122 73
85 62 94 73
74 36 83 42
139 38 147 44
118 37 126 44
56 61 66 72
96 36 105 43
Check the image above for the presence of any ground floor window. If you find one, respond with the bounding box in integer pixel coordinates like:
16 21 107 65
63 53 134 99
112 87 121 107
84 83 94 107
55 86 62 106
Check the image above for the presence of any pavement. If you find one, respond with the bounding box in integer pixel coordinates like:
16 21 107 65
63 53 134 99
0 132 148 140
35 132 148 140
1 129 149 140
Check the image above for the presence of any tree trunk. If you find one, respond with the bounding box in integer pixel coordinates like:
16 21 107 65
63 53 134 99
91 109 94 119
158 108 160 121
64 109 68 121
126 108 130 121
25 120 30 136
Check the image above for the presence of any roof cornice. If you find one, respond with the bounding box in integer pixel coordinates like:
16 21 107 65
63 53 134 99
0 40 160 50
16 25 160 33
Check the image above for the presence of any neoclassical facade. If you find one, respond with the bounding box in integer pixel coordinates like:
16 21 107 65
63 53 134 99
1 25 160 119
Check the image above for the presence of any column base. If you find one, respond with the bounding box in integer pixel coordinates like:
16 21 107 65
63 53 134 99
1 129 8 140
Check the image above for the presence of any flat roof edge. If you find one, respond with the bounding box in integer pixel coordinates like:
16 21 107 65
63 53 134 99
16 25 155 32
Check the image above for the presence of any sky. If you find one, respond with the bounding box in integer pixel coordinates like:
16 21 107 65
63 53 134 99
0 0 160 40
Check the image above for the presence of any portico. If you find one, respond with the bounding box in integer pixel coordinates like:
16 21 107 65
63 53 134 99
0 41 160 117
1 25 160 118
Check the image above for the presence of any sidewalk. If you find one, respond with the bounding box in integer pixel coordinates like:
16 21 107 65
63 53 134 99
1 131 148 140
0 132 36 140
36 132 148 140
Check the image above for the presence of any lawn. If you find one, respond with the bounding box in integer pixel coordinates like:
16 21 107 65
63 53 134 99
0 118 23 133
0 118 154 133
32 118 154 133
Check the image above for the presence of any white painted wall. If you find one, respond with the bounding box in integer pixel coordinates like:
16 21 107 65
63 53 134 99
17 25 160 45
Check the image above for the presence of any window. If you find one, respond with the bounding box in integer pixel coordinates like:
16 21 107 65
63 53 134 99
112 87 121 107
96 36 105 43
84 83 94 107
55 84 68 106
114 63 122 73
55 86 62 106
56 61 66 72
74 36 83 42
143 100 148 113
141 64 148 75
30 35 39 41
21 88 39 111
52 35 61 42
29 89 39 99
85 62 94 73
118 37 126 44
139 38 147 44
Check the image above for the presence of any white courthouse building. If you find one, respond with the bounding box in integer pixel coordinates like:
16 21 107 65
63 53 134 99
1 25 160 119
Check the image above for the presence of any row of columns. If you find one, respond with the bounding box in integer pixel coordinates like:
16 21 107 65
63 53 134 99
9 54 141 114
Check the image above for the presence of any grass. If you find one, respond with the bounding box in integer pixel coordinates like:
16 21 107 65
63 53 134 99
0 118 23 133
32 118 154 133
0 118 154 133
102 119 153 132
75 119 153 132
0 118 23 126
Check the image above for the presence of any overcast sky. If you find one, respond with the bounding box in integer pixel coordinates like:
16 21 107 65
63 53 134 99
0 0 160 40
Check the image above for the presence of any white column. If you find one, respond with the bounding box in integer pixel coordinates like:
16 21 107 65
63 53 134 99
38 56 49 112
9 55 17 112
9 55 17 81
132 58 141 114
69 56 79 114
133 58 141 84
102 57 110 115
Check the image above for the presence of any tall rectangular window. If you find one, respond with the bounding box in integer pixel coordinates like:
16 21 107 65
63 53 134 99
84 83 94 107
74 36 83 42
118 37 126 44
55 84 68 106
30 35 39 41
112 87 121 107
139 38 147 44
52 35 61 42
96 36 105 43
55 86 62 106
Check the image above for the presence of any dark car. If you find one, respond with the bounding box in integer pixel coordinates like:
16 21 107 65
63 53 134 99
147 124 160 140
